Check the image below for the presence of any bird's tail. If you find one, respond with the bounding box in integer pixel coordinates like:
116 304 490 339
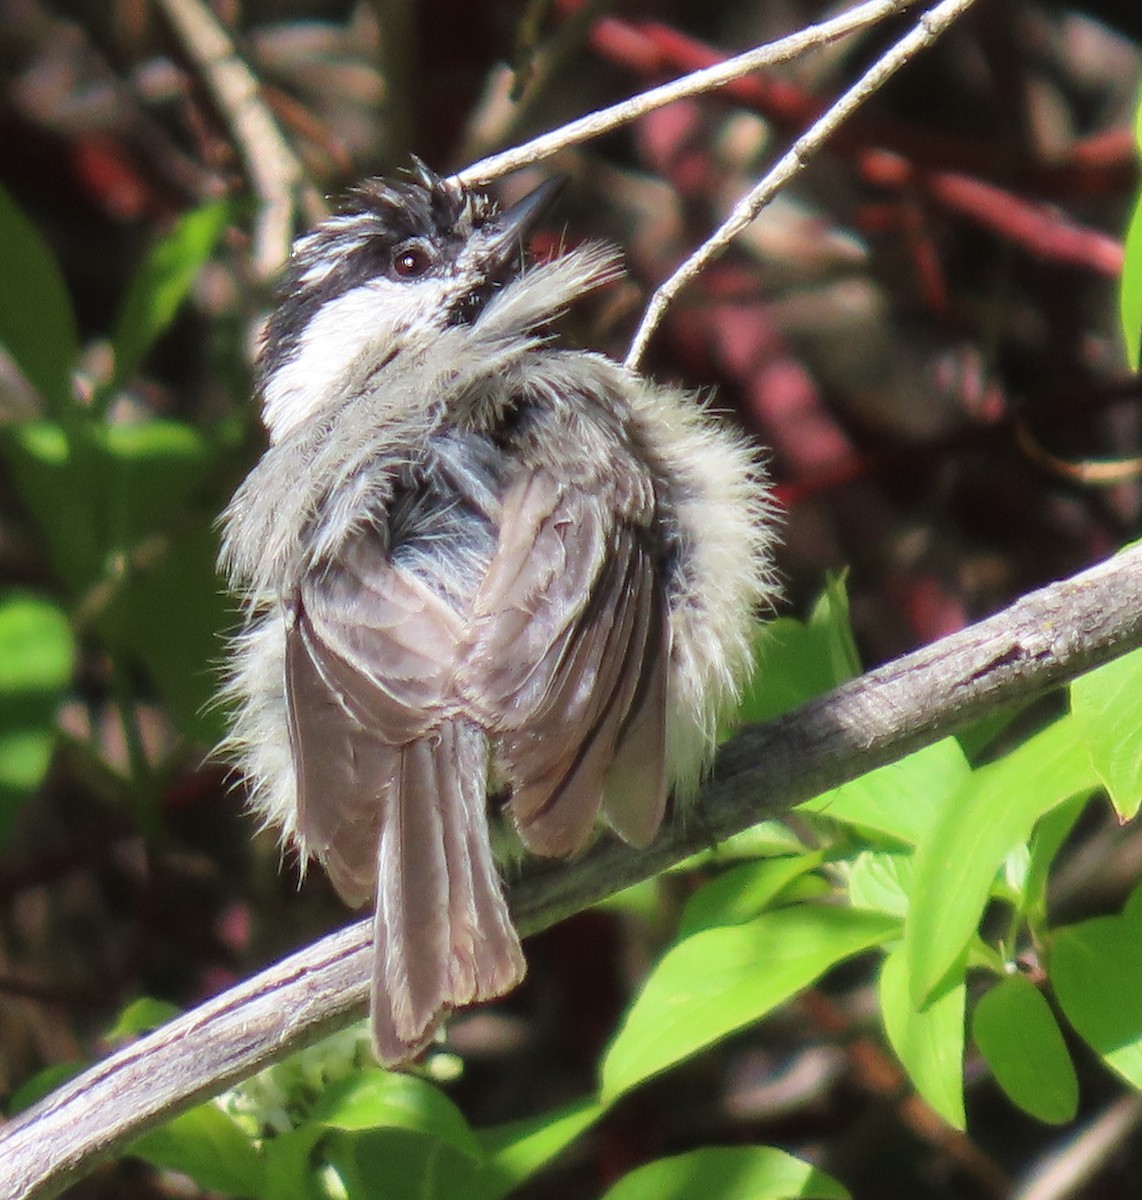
370 719 525 1065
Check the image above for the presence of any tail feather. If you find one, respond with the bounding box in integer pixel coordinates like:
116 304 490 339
371 720 525 1065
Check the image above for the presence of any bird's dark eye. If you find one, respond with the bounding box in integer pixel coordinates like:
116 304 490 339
391 244 433 278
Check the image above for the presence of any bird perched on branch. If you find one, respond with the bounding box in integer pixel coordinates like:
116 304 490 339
219 162 776 1065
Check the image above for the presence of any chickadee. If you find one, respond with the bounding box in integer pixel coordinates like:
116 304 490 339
219 162 776 1066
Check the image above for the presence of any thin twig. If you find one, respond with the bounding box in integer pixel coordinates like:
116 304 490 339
1012 1094 1142 1200
455 0 917 187
156 0 320 278
2 544 1141 1200
625 0 981 370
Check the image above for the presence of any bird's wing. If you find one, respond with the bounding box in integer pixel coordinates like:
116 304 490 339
460 466 670 858
287 531 524 1063
286 532 462 904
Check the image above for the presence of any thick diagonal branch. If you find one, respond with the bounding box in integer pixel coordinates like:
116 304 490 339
2 545 1141 1200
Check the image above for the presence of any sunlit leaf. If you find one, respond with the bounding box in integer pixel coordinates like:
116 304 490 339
906 717 1095 1006
848 851 913 918
1070 645 1142 819
1122 198 1142 370
478 1097 603 1196
601 907 897 1100
110 200 230 392
0 593 74 843
679 853 824 936
106 997 181 1040
801 738 970 846
880 946 966 1129
599 1146 849 1200
130 1104 264 1199
739 574 858 724
313 1069 482 1161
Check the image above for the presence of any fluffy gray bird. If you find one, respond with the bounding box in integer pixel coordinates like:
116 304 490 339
219 163 776 1065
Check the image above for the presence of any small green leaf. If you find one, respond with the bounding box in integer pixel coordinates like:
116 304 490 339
1070 645 1142 819
0 593 74 843
801 737 970 846
0 183 79 410
130 1103 264 1199
106 997 181 1040
880 947 966 1129
313 1069 483 1161
739 575 858 723
110 200 230 392
906 717 1095 1006
972 973 1078 1124
810 571 862 682
1051 886 1142 1090
599 1146 849 1200
601 907 897 1100
1121 190 1142 371
679 853 824 936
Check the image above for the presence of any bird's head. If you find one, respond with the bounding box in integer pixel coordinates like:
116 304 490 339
257 162 564 441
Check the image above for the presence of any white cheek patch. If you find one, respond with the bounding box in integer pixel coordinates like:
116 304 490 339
261 276 452 441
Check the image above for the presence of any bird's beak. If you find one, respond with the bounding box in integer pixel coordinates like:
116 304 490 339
479 174 566 269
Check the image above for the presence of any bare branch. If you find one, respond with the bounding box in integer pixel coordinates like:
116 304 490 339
156 0 321 278
625 0 981 370
455 0 917 186
3 544 1141 1200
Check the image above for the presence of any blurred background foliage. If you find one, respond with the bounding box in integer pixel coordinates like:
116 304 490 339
1 1 1142 1197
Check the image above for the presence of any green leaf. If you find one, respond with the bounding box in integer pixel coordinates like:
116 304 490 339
2 419 214 593
1050 885 1142 1090
800 737 970 846
0 182 79 410
110 200 230 393
1121 189 1142 371
312 1069 483 1161
880 946 966 1129
848 851 913 918
1070 645 1142 819
972 973 1078 1124
327 1128 484 1200
96 523 230 743
478 1097 603 1196
739 575 858 724
810 572 862 681
601 907 897 1100
261 1126 327 1200
0 593 75 843
599 1146 850 1200
1124 90 1142 369
906 717 1095 1006
130 1103 264 1199
2 419 226 740
679 853 824 936
1024 793 1088 929
7 1062 84 1115
106 996 181 1040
